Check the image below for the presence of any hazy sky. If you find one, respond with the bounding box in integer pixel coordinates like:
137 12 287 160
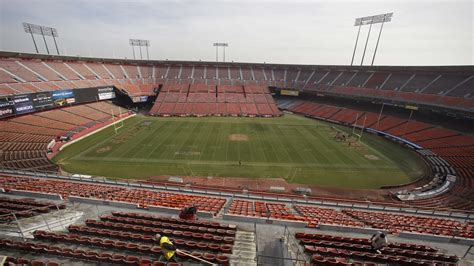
0 0 472 66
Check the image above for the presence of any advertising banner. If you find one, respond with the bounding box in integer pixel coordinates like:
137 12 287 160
74 88 97 103
405 105 419 111
13 95 35 115
97 87 115 100
0 97 15 119
52 89 75 107
131 95 149 103
280 89 299 96
32 92 54 109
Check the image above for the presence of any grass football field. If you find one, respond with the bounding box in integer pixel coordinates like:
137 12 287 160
53 114 426 189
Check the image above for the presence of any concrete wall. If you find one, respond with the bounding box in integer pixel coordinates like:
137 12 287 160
1 51 472 73
6 190 63 201
223 214 307 228
59 114 136 151
68 196 138 210
398 231 474 246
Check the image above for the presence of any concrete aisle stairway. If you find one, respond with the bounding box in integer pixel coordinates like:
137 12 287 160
229 230 257 266
0 209 83 238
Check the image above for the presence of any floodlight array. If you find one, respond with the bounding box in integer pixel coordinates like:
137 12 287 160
354 13 393 26
129 39 150 47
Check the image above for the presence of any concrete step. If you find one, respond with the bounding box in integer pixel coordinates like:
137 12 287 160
235 236 255 242
229 252 257 261
230 230 257 266
235 231 255 241
230 260 258 266
232 250 256 256
232 249 255 255
236 231 254 236
233 242 256 249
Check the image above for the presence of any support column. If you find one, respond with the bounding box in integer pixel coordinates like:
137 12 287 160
350 23 362 66
360 16 374 66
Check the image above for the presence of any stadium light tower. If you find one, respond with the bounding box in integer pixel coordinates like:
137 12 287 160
350 13 393 66
213 43 228 62
129 39 150 60
22 22 60 55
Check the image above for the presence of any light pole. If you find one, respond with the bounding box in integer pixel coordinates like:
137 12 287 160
350 13 393 66
129 39 150 60
23 22 60 55
371 13 388 66
213 43 229 62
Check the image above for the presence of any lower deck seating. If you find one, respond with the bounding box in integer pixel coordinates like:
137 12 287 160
0 174 472 242
296 232 459 265
342 209 473 239
0 238 186 266
0 210 234 265
294 205 364 228
0 101 125 172
0 196 66 222
226 199 473 239
0 176 226 215
228 200 305 221
150 84 281 117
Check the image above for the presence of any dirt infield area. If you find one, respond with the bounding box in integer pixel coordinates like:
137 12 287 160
228 134 249 141
147 175 390 201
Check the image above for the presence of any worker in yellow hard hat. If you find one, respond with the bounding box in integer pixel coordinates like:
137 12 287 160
154 234 178 262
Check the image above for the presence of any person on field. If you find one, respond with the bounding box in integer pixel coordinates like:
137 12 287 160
154 234 178 262
370 231 388 253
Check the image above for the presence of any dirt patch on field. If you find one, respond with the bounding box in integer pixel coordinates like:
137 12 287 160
228 134 249 141
96 146 111 154
110 124 147 144
364 154 380 160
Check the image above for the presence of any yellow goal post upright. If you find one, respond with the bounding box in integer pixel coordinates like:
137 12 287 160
111 107 124 134
352 113 366 142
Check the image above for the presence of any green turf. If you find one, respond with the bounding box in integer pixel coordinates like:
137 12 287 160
53 114 427 189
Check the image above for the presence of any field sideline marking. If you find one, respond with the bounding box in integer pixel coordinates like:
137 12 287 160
70 156 401 169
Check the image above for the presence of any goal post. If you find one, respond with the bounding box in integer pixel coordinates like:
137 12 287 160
352 114 366 142
112 107 124 134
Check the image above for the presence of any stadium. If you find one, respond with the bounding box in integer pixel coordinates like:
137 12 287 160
0 1 473 265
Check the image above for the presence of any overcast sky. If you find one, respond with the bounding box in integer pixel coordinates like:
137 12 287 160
0 0 472 66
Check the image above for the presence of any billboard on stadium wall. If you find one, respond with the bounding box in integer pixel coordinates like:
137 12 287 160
52 89 76 107
131 95 148 103
405 105 419 111
97 87 115 100
32 92 54 109
73 87 116 103
13 95 35 115
73 88 97 103
280 89 299 96
0 97 15 118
